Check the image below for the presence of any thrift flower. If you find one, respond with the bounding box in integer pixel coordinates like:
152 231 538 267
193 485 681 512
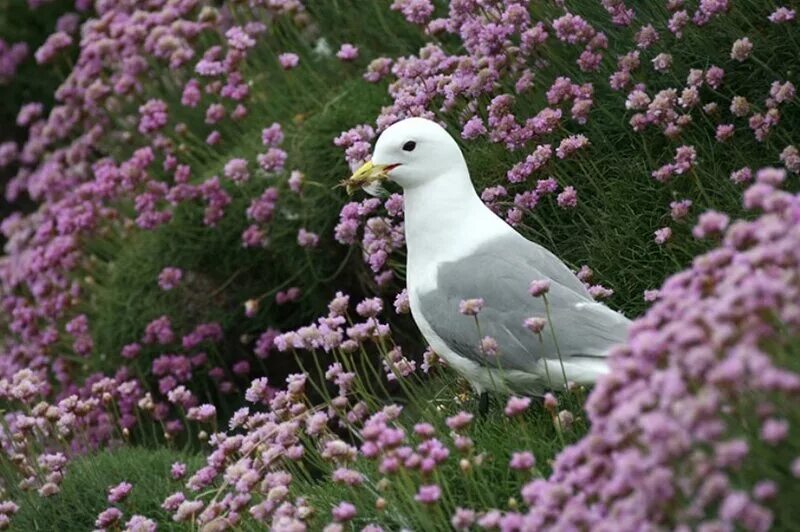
278 52 299 69
415 485 441 504
509 451 536 471
524 317 546 334
158 267 183 291
458 298 484 316
331 501 357 522
505 396 531 417
654 227 672 245
480 336 499 357
108 481 133 503
528 279 551 297
336 44 359 61
730 37 753 61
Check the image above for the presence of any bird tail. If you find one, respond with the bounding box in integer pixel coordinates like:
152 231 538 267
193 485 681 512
542 355 609 387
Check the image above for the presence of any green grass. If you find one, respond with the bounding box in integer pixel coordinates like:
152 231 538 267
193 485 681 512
286 374 591 531
11 446 202 531
76 0 799 389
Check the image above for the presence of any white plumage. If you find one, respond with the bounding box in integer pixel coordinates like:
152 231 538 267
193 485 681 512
348 117 630 395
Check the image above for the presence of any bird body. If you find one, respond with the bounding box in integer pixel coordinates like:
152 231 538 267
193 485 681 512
346 117 631 395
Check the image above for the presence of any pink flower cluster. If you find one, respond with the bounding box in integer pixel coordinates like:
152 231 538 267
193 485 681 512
519 172 800 530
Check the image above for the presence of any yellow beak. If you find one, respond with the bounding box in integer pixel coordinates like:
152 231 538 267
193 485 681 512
340 160 394 195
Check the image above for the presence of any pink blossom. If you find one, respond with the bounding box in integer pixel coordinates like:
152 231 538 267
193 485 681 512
278 52 299 69
297 228 320 248
768 7 796 23
415 484 441 504
458 298 484 316
524 316 546 334
108 481 133 503
336 44 359 62
730 37 753 61
504 396 531 417
557 186 578 209
692 210 730 239
509 451 536 471
390 0 434 24
223 158 249 184
158 267 183 291
445 411 473 431
528 279 551 297
654 227 672 245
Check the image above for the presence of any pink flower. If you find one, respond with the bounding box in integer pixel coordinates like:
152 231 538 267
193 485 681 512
654 227 672 245
461 116 487 139
715 124 735 142
278 52 299 69
225 26 256 50
297 228 320 248
480 336 499 357
390 0 434 24
524 316 546 334
138 99 168 134
186 404 217 423
730 167 753 184
123 515 157 532
705 65 725 89
415 484 441 504
692 210 730 239
121 343 141 360
355 297 383 317
158 267 183 291
768 7 795 23
458 298 484 316
336 43 359 61
262 123 285 146
394 289 410 314
171 462 187 480
543 393 558 412
509 451 536 471
760 418 788 445
451 507 476 531
34 31 72 64
258 147 287 173
556 134 590 159
445 411 473 431
730 96 750 117
779 145 800 174
223 158 249 184
108 481 133 503
635 24 660 48
505 396 531 416
557 186 578 209
670 199 692 221
651 53 673 72
528 279 551 297
205 103 225 124
95 508 123 528
331 501 357 522
730 37 753 61
364 57 393 82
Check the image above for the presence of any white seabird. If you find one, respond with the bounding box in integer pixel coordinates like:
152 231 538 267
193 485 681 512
345 117 631 395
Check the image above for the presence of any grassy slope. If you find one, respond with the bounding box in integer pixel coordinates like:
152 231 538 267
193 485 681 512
11 447 203 531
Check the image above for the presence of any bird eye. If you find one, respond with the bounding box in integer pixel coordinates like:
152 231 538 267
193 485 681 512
402 141 416 152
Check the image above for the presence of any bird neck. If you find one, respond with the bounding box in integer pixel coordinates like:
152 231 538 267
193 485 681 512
402 169 509 270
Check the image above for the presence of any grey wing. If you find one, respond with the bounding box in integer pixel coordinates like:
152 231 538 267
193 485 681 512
417 236 630 372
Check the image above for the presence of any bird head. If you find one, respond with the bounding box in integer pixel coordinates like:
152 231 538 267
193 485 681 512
342 117 466 194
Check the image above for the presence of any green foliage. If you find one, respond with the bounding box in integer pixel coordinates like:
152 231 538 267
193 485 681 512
288 374 590 531
11 446 202 531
